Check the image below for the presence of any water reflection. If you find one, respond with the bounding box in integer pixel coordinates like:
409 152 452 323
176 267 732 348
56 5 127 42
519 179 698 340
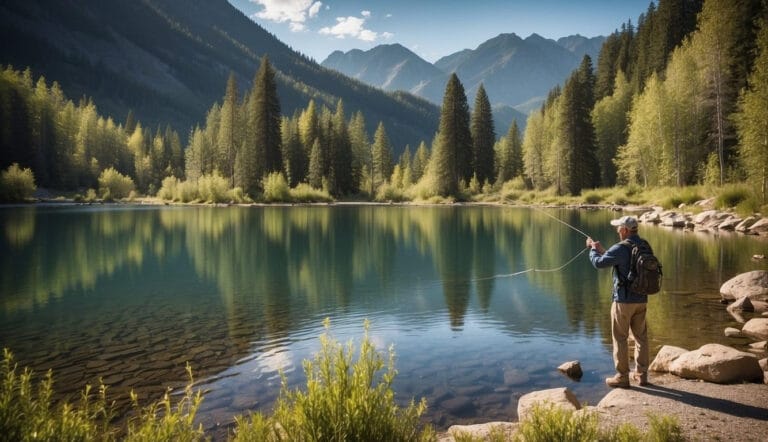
0 205 766 431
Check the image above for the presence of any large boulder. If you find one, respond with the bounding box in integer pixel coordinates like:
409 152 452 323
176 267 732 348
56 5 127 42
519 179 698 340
720 271 768 302
742 318 768 341
443 422 518 441
649 345 689 372
668 343 763 383
517 387 580 421
748 217 768 235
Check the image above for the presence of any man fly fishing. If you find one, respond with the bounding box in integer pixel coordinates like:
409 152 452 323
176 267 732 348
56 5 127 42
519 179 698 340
586 215 649 388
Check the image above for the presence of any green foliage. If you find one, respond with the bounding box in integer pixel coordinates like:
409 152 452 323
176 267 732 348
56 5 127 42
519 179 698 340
514 402 599 442
262 172 291 202
98 167 136 200
157 176 179 201
198 171 230 203
645 413 684 442
1 349 115 442
0 163 36 202
270 319 432 442
289 183 333 203
124 364 205 442
582 190 604 204
715 184 752 209
375 182 407 202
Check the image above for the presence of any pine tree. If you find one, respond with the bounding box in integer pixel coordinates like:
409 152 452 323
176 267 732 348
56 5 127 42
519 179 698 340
412 141 430 181
281 114 306 186
331 99 353 195
592 71 632 186
471 84 496 184
431 74 472 196
217 71 238 188
242 56 283 195
496 120 522 184
308 138 323 189
348 111 369 192
371 122 393 193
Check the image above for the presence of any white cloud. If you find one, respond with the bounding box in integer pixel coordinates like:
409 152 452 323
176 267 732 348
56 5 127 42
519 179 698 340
251 0 322 32
381 31 394 40
319 14 389 42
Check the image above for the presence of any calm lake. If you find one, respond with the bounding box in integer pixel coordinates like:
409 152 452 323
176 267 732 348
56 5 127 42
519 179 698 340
1 204 766 433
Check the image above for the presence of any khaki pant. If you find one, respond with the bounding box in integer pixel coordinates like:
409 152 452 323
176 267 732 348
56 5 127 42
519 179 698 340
611 301 648 377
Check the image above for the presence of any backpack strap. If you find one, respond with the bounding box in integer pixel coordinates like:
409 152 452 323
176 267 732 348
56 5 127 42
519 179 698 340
615 239 635 286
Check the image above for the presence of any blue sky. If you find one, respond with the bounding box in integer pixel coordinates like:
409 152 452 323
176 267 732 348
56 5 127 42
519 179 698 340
229 0 651 63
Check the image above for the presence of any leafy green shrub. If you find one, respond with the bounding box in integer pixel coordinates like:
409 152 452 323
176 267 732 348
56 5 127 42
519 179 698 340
266 319 433 442
157 176 179 201
124 364 205 442
376 182 408 202
175 180 199 203
582 190 603 204
98 167 135 200
198 171 230 203
715 184 751 209
262 172 291 202
85 188 99 202
0 163 36 202
0 349 114 441
514 402 599 442
289 183 332 203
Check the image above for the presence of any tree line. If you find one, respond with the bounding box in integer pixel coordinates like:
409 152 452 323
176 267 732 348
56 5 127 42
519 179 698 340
1 0 767 204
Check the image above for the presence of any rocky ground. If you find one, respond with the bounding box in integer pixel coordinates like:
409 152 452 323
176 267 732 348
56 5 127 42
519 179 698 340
440 373 768 441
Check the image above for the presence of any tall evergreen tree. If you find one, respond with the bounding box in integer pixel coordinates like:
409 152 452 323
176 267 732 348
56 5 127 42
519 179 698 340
431 74 473 196
281 114 306 186
592 71 632 186
412 141 430 182
244 56 282 195
217 71 238 187
560 56 599 194
471 84 496 184
371 122 393 193
495 120 522 184
331 99 354 195
348 110 369 192
307 138 323 189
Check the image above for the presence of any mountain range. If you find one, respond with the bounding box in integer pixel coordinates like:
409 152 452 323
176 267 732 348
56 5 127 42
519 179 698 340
322 33 605 126
0 0 439 152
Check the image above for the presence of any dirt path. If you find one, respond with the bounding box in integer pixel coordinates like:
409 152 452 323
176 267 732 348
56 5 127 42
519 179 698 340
595 373 768 441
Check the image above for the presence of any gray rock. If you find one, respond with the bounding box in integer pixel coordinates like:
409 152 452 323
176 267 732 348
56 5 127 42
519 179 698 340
748 218 768 235
742 318 768 341
735 216 758 232
720 271 768 302
445 422 518 441
649 345 689 372
718 216 742 231
557 360 583 380
668 343 763 383
727 296 755 312
517 387 580 421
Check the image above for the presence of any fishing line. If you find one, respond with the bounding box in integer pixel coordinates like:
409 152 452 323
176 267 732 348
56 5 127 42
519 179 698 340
468 205 593 282
471 246 589 282
530 205 592 239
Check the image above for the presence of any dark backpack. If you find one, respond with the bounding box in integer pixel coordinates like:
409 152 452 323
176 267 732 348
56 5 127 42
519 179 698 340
619 238 663 295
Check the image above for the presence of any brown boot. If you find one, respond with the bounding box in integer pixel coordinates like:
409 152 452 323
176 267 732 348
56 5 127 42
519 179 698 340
605 373 630 388
633 372 648 386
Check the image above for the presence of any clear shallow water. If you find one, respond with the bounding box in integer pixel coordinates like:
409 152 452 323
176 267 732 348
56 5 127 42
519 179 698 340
1 205 766 433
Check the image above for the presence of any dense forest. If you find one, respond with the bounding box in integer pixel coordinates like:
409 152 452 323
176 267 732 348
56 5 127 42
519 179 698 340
1 0 767 204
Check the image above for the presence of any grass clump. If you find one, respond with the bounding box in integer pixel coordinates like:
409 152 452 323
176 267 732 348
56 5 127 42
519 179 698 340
514 402 599 442
244 318 433 442
0 348 116 441
714 184 751 210
124 364 205 442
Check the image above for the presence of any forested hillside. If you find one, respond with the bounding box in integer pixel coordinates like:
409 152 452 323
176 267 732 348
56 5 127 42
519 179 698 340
0 0 438 151
522 0 768 200
1 0 767 206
